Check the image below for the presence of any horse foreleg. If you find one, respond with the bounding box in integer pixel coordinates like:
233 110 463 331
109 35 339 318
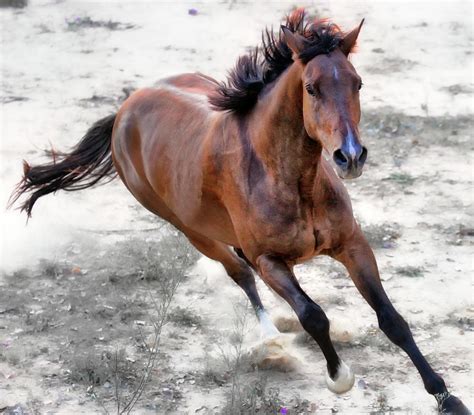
333 225 470 414
256 254 354 393
186 233 279 338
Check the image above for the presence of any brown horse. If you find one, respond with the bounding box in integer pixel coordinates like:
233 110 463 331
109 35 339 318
10 10 470 414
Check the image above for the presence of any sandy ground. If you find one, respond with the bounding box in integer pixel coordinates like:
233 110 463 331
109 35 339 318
0 0 473 414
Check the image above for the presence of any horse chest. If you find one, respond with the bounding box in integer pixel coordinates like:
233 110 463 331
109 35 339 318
247 193 351 262
244 195 315 259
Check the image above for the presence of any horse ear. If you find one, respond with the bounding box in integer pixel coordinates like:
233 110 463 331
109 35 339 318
281 26 305 58
340 19 364 56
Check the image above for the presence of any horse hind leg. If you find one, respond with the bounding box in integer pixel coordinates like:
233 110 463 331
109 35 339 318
190 238 301 372
235 247 304 334
186 234 279 339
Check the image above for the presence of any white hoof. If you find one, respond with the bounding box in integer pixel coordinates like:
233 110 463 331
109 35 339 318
325 360 355 394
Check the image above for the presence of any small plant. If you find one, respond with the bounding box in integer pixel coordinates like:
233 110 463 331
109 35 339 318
221 377 283 414
370 392 394 414
110 226 198 414
395 265 424 278
210 301 285 414
168 306 202 328
68 348 136 387
65 16 135 31
38 258 61 278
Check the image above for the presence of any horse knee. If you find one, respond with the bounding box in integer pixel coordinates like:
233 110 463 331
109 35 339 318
298 302 330 335
377 306 412 346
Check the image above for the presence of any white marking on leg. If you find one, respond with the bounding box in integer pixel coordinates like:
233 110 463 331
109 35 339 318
325 360 355 394
257 309 280 339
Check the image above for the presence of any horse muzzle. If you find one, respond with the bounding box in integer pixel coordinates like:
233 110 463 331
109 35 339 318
332 144 367 179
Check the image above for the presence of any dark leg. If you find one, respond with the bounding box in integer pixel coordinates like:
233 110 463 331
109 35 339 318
333 226 470 414
186 233 279 338
257 254 354 393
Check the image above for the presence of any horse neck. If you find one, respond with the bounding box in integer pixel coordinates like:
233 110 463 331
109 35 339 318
249 62 322 185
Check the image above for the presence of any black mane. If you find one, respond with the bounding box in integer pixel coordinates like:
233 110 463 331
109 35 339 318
209 10 344 114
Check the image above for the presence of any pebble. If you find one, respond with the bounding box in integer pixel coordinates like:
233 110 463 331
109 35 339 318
357 379 368 389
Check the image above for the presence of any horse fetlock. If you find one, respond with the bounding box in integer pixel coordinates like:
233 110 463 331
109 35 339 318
325 360 355 394
436 392 471 415
424 373 446 395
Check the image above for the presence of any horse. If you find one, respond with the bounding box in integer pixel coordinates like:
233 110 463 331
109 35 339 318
9 9 470 414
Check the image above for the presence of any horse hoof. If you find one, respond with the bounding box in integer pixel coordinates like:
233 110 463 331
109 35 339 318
325 360 355 394
438 394 471 415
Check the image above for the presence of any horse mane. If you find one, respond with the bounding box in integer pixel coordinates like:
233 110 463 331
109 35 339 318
208 9 346 114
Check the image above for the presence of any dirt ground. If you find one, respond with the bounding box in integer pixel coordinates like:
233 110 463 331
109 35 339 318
0 1 472 414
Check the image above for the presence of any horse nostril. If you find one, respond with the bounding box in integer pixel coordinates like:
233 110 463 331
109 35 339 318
359 147 368 165
333 149 349 167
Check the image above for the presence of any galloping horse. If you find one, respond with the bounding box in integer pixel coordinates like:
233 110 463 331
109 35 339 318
10 10 470 414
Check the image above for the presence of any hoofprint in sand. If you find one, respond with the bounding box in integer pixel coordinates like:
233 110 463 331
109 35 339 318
0 1 472 414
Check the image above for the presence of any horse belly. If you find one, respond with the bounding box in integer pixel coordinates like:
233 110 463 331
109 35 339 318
188 192 240 246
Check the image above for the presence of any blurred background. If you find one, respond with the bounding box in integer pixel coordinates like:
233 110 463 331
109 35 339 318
0 1 472 414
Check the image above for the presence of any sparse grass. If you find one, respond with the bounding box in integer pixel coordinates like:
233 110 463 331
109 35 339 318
38 258 62 278
0 346 43 367
443 311 474 332
209 301 285 414
370 392 394 414
105 226 197 414
362 223 401 249
68 348 137 387
221 377 282 415
65 16 135 31
9 223 202 414
200 352 229 387
382 172 416 186
168 306 202 328
0 0 28 7
394 265 424 278
105 230 199 286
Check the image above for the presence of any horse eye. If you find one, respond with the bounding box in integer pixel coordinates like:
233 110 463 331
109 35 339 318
305 84 316 96
358 81 363 91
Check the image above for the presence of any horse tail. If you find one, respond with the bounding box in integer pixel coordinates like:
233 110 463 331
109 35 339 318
9 114 117 217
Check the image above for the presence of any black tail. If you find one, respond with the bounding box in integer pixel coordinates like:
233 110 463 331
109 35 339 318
9 114 117 217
